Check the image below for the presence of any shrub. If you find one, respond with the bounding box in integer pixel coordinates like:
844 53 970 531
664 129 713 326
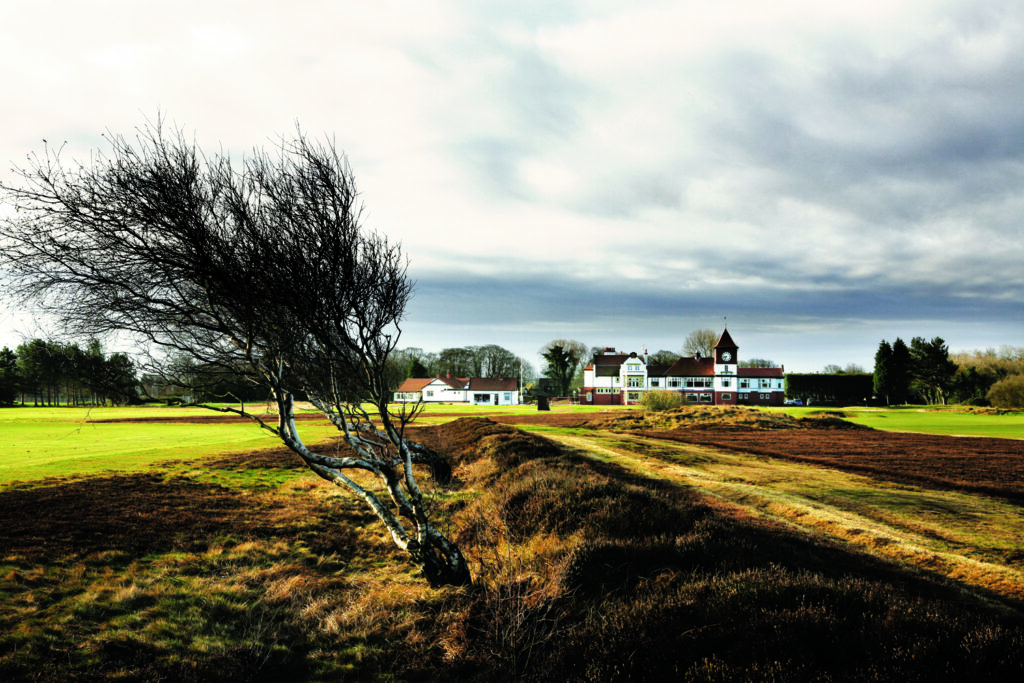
987 374 1024 409
642 390 683 412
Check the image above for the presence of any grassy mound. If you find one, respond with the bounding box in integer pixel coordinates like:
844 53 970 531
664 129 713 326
585 405 870 432
424 418 1024 681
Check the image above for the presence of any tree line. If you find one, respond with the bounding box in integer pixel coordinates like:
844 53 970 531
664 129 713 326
0 338 138 407
390 345 536 384
874 336 1024 408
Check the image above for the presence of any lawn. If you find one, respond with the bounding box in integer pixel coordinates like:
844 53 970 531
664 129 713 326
766 405 1024 439
0 405 339 486
837 407 1024 439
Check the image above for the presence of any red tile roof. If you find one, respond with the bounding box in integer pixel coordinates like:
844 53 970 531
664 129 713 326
395 378 435 392
467 378 519 392
593 354 630 366
738 367 784 378
661 357 715 376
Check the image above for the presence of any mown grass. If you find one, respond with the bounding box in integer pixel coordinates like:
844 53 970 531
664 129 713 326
0 405 339 486
766 405 1024 439
840 407 1024 439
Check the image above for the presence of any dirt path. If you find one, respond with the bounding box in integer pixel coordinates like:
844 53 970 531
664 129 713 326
543 430 1024 606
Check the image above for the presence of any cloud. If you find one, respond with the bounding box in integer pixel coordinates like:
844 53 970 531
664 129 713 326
1 0 1021 369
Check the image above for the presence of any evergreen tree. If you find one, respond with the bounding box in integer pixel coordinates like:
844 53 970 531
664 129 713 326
540 339 587 396
407 358 429 378
0 347 19 406
891 337 912 404
910 336 957 405
873 340 894 405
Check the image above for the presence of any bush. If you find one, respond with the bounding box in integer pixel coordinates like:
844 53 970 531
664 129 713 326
987 374 1024 409
642 390 682 412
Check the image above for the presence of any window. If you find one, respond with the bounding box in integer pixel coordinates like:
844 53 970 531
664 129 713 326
740 393 748 400
700 393 712 403
669 378 681 388
426 390 434 397
650 378 660 387
739 379 750 389
473 393 490 403
722 379 731 388
628 376 642 388
686 393 699 402
626 364 642 373
722 393 731 401
504 392 512 401
627 392 641 402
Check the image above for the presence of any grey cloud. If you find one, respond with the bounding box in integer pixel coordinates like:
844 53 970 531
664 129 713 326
409 269 1020 332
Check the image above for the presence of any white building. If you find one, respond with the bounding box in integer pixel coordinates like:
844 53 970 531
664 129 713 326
582 329 785 407
393 376 520 405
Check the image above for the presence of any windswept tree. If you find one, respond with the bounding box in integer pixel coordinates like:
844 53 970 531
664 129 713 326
0 121 470 586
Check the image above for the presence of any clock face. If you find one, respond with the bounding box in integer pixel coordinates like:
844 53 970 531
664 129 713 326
721 352 732 362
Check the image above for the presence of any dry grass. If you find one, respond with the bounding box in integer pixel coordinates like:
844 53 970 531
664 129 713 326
545 430 1024 604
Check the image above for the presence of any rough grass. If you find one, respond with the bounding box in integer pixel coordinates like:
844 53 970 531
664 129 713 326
3 411 1024 680
427 418 1024 681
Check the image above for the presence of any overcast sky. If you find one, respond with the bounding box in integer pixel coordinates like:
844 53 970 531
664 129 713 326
2 1 1022 372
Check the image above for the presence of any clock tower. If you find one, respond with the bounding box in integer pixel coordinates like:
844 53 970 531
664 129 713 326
714 328 738 366
713 328 739 404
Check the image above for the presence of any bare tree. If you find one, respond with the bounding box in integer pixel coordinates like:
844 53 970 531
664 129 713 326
0 120 470 587
682 328 718 358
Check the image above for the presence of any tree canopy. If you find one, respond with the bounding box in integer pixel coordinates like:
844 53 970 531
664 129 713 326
0 120 469 586
540 339 587 396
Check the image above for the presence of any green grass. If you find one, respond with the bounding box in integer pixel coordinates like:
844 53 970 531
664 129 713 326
763 405 1024 439
0 406 338 486
839 407 1024 439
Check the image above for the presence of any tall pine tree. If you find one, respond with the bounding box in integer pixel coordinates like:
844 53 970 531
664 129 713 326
873 340 894 405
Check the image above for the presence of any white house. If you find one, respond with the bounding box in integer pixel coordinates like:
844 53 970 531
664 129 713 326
394 376 520 405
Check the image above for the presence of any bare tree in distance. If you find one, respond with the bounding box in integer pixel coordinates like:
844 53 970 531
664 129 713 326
0 120 471 587
683 328 718 358
740 358 779 369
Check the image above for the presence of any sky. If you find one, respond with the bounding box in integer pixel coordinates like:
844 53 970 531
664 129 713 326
1 0 1022 373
